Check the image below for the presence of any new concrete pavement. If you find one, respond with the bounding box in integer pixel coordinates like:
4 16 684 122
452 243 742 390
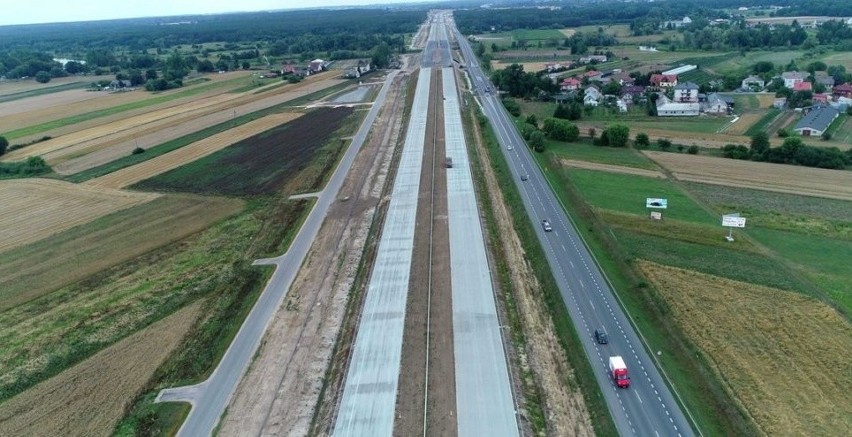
452 13 697 437
155 68 399 437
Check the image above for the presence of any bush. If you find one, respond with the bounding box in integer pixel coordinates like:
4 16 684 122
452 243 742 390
35 71 51 83
132 147 146 155
722 144 749 159
657 138 672 151
0 136 7 156
542 118 579 142
603 124 630 148
502 98 522 117
821 132 832 141
687 145 700 154
634 132 650 149
528 130 546 152
777 128 790 138
588 127 596 139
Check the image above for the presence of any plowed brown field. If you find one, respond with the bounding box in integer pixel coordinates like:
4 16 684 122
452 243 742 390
638 261 852 437
644 151 852 200
84 112 302 189
0 179 158 253
0 301 202 437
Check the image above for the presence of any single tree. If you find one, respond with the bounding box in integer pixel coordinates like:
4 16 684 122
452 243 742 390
0 135 8 156
657 138 672 151
604 124 630 147
687 145 699 154
35 71 51 83
528 130 546 152
750 131 770 158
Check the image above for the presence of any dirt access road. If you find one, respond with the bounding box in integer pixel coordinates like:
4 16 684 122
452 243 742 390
216 71 407 436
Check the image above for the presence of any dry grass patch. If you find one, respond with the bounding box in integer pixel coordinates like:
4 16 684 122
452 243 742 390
638 261 852 436
755 94 777 109
84 112 302 189
0 301 202 437
558 29 576 38
725 113 763 135
644 151 852 200
559 158 665 178
0 178 158 253
0 194 244 311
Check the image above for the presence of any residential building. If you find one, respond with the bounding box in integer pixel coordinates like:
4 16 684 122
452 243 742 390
650 73 678 88
781 71 806 89
309 59 326 73
662 16 692 29
814 71 835 88
773 97 787 109
621 85 646 102
813 93 830 104
793 81 812 92
702 93 729 114
833 83 852 98
793 106 840 136
584 85 602 106
579 55 607 64
673 82 699 103
560 77 581 91
344 59 371 78
741 75 765 91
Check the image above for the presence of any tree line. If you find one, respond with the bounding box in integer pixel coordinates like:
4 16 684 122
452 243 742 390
722 132 851 170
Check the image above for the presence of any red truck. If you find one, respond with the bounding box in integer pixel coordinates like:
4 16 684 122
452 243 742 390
609 356 630 388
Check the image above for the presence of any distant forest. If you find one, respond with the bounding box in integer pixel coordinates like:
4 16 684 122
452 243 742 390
0 9 424 52
454 0 852 34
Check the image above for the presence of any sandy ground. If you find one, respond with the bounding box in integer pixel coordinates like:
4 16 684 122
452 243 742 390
83 113 302 189
0 89 107 117
560 158 666 178
394 69 457 436
644 151 852 200
0 74 114 96
559 29 577 38
0 178 158 253
0 301 202 437
218 73 408 436
473 104 594 435
639 261 852 437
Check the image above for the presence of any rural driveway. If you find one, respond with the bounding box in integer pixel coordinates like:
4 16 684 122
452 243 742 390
156 69 399 437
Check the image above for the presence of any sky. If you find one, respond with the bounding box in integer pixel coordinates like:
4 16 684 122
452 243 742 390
0 0 437 26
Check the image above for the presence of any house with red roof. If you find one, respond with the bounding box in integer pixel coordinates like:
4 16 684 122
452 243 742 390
793 81 812 92
650 74 678 88
833 83 852 98
560 77 581 91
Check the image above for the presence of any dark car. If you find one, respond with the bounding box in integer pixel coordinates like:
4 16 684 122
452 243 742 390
521 174 529 181
595 329 608 344
541 219 552 232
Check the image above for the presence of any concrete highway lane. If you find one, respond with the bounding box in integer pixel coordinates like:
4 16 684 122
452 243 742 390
451 15 697 437
154 69 399 437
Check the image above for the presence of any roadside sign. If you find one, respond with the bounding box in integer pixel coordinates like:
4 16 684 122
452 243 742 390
721 216 746 228
646 198 668 209
650 211 662 220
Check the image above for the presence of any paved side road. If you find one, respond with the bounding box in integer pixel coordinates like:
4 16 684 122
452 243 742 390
155 69 399 437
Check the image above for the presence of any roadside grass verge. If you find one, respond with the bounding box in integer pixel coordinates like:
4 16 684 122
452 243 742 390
114 195 311 436
534 152 759 436
3 76 249 140
478 112 618 436
279 80 351 107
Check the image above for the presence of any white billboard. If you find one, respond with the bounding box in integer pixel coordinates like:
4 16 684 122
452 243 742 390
646 198 668 209
722 216 746 228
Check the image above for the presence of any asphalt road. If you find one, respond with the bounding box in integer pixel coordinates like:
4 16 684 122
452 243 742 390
451 14 698 437
155 69 399 437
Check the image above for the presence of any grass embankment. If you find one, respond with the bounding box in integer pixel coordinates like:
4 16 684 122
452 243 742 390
534 152 759 435
113 196 311 436
3 76 250 141
475 112 617 436
744 108 781 136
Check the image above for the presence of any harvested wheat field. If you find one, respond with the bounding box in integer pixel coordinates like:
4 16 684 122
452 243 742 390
560 158 665 178
0 301 202 437
1 93 239 161
725 113 763 135
0 178 158 253
0 194 243 311
638 261 852 436
755 94 777 108
50 74 343 175
0 89 107 118
84 112 302 189
644 151 852 200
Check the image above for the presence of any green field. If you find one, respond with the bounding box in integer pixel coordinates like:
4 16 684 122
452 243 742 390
732 94 761 112
547 140 658 169
677 69 717 85
512 29 566 41
744 108 781 136
566 169 717 224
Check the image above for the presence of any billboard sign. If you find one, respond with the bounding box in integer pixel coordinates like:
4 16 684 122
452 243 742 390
722 216 746 228
646 198 668 209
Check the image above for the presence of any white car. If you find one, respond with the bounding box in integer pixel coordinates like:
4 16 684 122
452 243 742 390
541 220 552 232
507 145 513 150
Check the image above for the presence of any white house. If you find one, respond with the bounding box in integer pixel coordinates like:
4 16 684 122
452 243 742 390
741 75 765 90
584 85 602 106
673 82 699 103
781 71 806 89
702 93 728 114
656 94 699 116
